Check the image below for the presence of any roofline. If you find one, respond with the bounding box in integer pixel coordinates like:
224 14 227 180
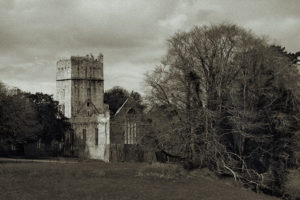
114 98 128 117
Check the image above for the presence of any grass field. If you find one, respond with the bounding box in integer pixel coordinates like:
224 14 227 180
0 161 280 200
286 168 300 199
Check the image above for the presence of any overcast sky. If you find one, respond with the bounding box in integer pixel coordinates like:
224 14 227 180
0 0 299 97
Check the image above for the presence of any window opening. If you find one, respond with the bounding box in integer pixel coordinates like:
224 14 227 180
95 128 98 145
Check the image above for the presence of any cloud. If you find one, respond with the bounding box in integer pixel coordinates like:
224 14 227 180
0 0 299 96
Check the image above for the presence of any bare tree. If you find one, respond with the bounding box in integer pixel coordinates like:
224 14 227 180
145 24 300 194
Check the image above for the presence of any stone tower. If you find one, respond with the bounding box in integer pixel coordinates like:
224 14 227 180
56 54 110 161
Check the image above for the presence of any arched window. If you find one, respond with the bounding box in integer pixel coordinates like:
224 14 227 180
124 108 137 144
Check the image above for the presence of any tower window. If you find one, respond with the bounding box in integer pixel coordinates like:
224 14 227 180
95 128 98 145
87 102 90 107
87 88 91 98
82 129 86 144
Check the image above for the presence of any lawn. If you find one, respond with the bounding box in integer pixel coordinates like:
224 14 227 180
0 160 279 200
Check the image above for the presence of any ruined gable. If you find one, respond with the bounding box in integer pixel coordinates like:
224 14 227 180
110 98 143 145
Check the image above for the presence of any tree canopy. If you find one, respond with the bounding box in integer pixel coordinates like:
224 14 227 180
25 92 70 144
145 24 300 194
0 86 41 145
104 86 144 116
0 82 71 152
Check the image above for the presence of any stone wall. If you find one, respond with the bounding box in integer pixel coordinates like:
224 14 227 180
70 56 103 80
109 98 157 163
71 79 104 117
110 98 143 145
56 80 72 118
56 54 104 118
76 112 110 161
56 59 72 80
109 144 156 163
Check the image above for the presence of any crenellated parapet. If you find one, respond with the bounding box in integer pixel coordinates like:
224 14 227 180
56 59 72 80
56 54 104 81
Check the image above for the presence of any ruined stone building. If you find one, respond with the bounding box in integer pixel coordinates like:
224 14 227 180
110 98 143 145
109 98 157 162
56 54 110 161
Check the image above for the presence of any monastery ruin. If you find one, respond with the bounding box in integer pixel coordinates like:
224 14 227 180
56 54 110 161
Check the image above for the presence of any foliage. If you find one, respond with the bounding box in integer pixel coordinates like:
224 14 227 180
104 86 144 116
104 86 130 116
270 45 298 64
0 82 71 151
0 83 41 145
25 92 71 144
144 24 300 195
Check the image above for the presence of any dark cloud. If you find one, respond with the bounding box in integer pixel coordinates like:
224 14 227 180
0 0 299 96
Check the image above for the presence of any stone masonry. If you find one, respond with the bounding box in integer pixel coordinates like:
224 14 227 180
56 54 110 161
